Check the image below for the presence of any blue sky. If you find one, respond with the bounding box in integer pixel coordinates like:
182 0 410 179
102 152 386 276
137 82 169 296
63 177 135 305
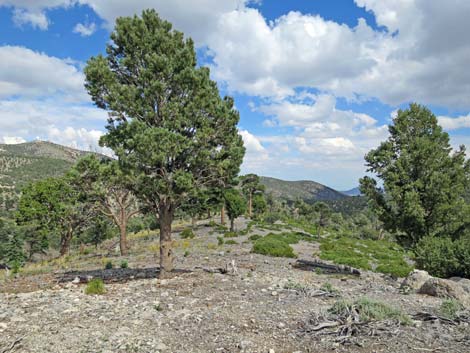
1 0 470 190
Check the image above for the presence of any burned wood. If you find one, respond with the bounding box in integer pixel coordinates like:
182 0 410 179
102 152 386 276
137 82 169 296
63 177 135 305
57 267 160 283
293 259 361 276
57 267 193 283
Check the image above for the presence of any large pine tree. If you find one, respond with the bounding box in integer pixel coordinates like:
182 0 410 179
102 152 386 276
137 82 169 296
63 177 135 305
84 10 245 276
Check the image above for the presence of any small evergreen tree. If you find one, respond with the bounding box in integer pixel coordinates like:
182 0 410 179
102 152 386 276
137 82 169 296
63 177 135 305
360 103 470 246
224 189 246 232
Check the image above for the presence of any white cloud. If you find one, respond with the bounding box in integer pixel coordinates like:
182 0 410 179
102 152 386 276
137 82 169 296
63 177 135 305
73 22 96 36
0 0 75 29
1 136 27 144
207 10 377 98
0 46 86 100
0 98 107 151
47 126 105 152
239 129 265 153
12 9 49 29
438 114 470 131
3 0 470 109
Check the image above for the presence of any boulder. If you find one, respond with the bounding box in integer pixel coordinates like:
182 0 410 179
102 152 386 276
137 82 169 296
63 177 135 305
401 270 432 292
418 278 470 306
449 277 470 294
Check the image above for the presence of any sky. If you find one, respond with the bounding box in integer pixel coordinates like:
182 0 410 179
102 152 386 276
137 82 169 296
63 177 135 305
1 1 470 190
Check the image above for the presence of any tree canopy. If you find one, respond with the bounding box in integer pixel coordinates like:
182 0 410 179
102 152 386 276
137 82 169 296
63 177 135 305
360 103 470 246
84 10 245 275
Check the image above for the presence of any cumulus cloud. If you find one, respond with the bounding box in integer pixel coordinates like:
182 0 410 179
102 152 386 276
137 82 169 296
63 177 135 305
12 9 49 29
438 114 470 131
73 22 96 36
3 0 470 109
0 0 74 29
0 46 86 100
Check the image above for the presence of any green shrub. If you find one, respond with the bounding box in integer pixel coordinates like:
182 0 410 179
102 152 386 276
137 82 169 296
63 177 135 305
375 259 413 278
252 237 296 258
320 282 339 294
85 279 106 295
329 298 411 325
225 240 237 245
414 236 459 278
184 250 190 257
249 234 262 241
120 260 128 269
180 228 195 239
104 260 113 270
319 237 412 275
454 236 470 278
224 231 238 238
439 299 463 320
217 236 224 246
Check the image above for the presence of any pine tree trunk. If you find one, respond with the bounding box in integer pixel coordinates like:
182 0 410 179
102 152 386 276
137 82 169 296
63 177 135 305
191 216 196 228
60 230 73 256
159 202 174 278
207 209 211 219
221 205 225 224
248 192 253 218
119 219 128 256
230 218 235 232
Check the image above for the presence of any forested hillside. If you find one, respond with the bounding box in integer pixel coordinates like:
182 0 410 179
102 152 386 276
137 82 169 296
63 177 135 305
0 141 96 211
260 176 347 203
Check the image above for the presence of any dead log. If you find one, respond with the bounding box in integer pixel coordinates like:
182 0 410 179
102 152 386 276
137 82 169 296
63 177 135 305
57 267 160 283
293 259 361 276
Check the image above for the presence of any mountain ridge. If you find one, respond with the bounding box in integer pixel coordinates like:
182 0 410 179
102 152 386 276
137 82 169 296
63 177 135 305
259 176 348 203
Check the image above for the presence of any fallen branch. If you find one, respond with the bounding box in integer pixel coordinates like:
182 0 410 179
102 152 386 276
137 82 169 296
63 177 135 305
293 259 361 276
1 336 25 353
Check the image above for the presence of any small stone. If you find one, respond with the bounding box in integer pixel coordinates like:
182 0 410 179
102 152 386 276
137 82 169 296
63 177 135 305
0 322 7 330
161 291 169 298
269 349 275 353
156 342 168 351
238 340 252 351
277 322 285 329
271 291 278 296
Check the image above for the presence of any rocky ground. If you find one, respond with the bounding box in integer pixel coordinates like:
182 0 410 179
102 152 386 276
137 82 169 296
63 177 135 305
0 219 469 353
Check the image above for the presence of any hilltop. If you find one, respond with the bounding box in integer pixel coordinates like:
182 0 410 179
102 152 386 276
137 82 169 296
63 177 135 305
260 176 347 203
0 141 98 211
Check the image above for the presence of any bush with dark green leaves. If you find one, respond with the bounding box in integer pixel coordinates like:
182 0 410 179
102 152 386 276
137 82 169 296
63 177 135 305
414 236 459 278
415 235 470 278
104 261 113 270
180 228 195 239
454 236 470 278
252 237 296 258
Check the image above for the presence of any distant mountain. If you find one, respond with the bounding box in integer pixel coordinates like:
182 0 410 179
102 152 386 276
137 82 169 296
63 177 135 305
0 141 97 211
341 187 361 196
260 176 347 203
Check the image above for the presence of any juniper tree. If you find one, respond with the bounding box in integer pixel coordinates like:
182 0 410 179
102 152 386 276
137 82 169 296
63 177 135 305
360 103 470 246
16 176 91 256
84 10 244 276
